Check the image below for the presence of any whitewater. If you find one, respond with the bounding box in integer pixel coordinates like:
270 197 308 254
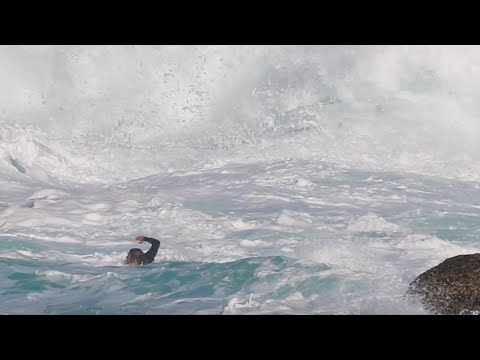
1 45 480 314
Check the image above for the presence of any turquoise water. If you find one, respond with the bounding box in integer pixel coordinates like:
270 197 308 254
2 46 480 314
411 214 480 243
0 239 333 314
1 164 479 315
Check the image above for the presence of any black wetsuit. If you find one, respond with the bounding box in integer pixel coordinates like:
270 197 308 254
142 237 160 264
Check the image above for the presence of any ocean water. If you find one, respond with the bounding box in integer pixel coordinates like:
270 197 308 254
1 45 480 314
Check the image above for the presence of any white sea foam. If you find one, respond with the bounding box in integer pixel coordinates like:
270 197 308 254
1 46 480 314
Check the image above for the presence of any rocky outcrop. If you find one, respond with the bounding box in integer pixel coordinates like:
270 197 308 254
408 254 480 315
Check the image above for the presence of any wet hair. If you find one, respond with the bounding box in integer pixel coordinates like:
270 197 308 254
126 248 145 265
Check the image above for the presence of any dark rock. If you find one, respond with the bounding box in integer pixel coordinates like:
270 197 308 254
407 254 480 315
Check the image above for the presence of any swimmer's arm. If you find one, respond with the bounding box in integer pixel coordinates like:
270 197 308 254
137 236 160 264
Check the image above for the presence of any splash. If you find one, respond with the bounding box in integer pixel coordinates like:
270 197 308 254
1 45 480 183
